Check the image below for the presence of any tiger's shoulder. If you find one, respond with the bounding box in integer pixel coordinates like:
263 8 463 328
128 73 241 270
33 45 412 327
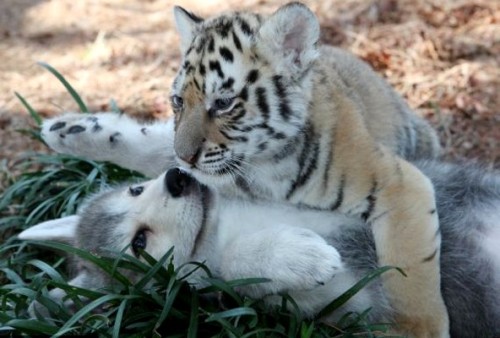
310 45 440 160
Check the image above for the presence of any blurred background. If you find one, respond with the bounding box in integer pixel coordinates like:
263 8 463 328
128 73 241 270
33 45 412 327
0 0 498 184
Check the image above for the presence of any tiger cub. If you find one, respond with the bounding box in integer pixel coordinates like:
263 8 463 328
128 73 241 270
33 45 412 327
170 3 447 337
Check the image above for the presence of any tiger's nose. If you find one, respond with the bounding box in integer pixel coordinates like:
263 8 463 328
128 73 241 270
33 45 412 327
165 168 193 197
178 148 201 165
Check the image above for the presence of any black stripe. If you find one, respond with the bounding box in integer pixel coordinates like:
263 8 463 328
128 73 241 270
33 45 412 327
219 47 234 63
221 77 235 90
195 36 206 53
228 124 253 132
193 78 202 91
273 136 300 162
322 128 335 191
361 179 378 221
185 45 194 56
209 60 224 78
255 87 270 120
199 64 206 76
272 75 292 121
330 174 345 211
239 86 248 101
207 36 215 52
230 108 246 122
220 129 248 142
286 123 319 200
246 69 259 84
237 17 253 36
232 31 242 51
215 20 232 38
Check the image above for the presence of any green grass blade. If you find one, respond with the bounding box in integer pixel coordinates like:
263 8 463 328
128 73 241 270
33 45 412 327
54 294 125 337
112 299 128 338
187 291 198 338
37 62 88 113
26 259 66 283
317 266 399 318
25 241 132 287
135 248 174 289
154 281 183 331
14 92 42 126
206 307 258 322
201 278 242 304
4 319 59 335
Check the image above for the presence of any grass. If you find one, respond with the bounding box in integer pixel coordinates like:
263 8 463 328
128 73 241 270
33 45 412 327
0 64 395 337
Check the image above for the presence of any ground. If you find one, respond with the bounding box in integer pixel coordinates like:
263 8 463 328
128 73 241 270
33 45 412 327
0 0 498 190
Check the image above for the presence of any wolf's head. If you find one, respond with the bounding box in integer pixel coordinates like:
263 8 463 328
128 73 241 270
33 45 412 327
18 168 210 315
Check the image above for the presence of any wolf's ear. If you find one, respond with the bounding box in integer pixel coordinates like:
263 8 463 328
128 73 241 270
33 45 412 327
257 3 320 76
173 6 204 54
18 215 79 244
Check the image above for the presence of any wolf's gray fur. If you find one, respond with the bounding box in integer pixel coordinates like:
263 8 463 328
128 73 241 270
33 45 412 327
328 161 500 337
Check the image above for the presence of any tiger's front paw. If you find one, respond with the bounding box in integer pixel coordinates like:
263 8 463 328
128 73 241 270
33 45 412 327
42 112 121 157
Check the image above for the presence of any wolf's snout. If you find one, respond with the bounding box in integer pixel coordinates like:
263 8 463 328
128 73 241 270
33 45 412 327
165 168 193 197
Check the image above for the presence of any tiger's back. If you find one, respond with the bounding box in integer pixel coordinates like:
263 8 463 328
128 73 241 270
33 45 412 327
316 45 440 161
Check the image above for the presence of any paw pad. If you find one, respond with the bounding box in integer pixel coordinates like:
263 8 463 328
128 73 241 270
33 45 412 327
67 125 86 134
50 121 66 131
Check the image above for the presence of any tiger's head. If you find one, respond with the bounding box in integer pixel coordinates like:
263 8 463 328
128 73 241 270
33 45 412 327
170 2 320 187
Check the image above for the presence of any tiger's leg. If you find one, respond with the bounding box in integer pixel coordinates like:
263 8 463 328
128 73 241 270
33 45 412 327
370 159 449 337
41 112 176 177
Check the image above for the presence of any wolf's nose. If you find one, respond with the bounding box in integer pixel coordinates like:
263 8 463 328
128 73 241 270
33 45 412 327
165 168 192 197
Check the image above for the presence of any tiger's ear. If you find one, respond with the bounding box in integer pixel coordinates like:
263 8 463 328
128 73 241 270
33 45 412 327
173 6 204 54
257 3 320 76
18 215 79 244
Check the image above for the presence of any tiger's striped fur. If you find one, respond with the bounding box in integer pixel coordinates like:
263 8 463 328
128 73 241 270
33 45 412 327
170 3 448 337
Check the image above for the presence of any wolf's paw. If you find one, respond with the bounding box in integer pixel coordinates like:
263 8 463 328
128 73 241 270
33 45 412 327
274 228 343 291
228 227 344 298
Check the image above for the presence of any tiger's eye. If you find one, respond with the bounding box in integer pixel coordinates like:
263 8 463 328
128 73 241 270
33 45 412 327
214 97 235 111
171 95 184 110
129 186 144 197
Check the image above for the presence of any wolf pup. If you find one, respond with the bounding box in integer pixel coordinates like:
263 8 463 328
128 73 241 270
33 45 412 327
20 161 500 337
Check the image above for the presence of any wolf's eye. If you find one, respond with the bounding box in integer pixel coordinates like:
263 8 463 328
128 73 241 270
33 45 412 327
129 186 144 197
171 95 184 110
214 97 235 112
132 229 147 257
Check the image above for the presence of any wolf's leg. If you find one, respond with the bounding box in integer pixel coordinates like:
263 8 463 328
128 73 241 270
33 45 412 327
219 225 343 298
42 112 176 177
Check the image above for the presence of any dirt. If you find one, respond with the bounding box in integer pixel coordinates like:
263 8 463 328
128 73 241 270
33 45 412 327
0 0 498 189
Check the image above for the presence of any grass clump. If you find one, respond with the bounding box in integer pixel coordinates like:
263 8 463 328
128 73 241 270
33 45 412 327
0 64 393 337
